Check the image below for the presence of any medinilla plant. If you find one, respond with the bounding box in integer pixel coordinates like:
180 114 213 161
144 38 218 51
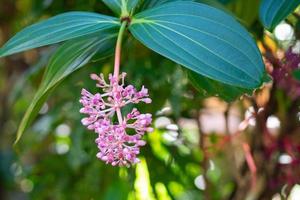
3 0 294 167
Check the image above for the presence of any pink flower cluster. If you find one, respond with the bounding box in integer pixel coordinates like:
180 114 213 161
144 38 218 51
79 72 153 167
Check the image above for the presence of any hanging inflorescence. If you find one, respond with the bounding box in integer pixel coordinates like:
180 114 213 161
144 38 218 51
79 72 153 167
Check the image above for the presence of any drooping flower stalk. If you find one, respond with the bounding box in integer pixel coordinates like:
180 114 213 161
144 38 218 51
113 21 127 79
114 21 127 125
79 21 153 167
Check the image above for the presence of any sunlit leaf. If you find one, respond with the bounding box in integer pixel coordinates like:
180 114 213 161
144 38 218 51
227 0 260 27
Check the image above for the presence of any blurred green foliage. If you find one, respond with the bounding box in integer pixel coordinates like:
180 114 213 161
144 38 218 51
1 0 300 200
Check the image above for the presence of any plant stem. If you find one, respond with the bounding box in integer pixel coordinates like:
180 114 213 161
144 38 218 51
113 21 127 79
113 21 127 124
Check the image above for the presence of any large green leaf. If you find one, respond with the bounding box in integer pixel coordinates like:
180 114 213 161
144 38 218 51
130 2 265 89
103 0 140 16
0 12 119 57
15 34 117 144
259 0 300 30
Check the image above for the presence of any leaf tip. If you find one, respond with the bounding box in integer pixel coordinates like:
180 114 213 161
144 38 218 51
0 49 5 58
261 71 273 85
14 129 23 146
0 47 10 58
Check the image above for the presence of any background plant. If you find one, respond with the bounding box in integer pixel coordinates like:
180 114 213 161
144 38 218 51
0 0 300 199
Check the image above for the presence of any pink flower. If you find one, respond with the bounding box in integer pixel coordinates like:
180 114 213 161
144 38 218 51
79 72 152 167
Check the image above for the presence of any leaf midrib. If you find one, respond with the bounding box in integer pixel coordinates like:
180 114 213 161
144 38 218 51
145 23 256 86
132 13 262 62
151 19 262 75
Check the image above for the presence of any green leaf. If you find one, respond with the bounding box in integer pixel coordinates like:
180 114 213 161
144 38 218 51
140 0 192 10
103 0 140 16
15 34 117 144
293 69 300 81
139 0 227 11
259 0 300 30
0 12 119 57
227 0 260 27
130 2 265 89
187 70 252 102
